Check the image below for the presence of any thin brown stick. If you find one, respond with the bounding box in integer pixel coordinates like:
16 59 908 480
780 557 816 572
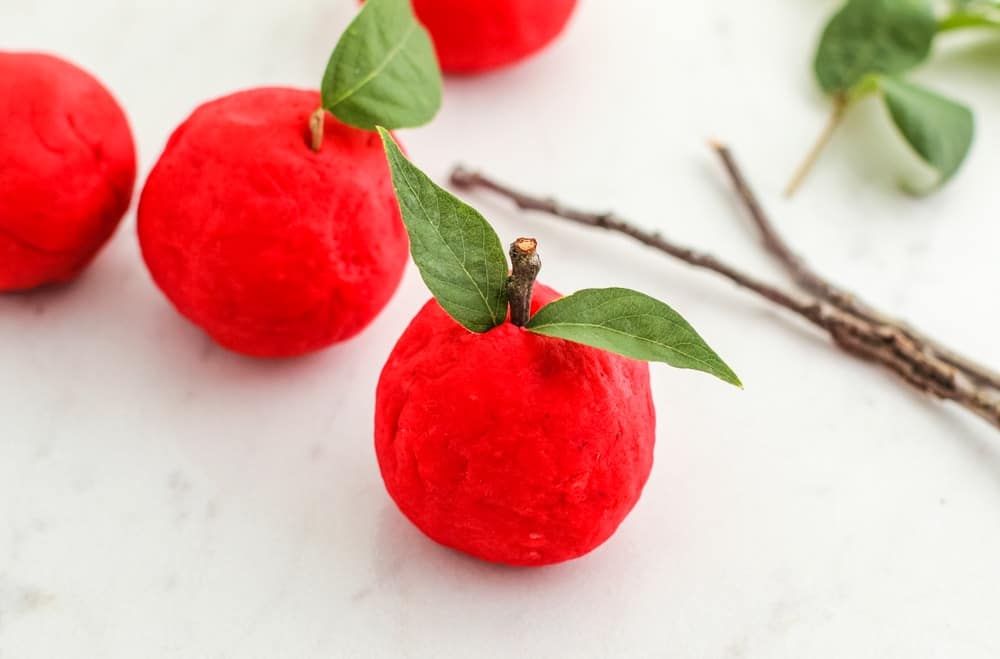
508 237 541 327
449 162 1000 431
451 167 816 318
714 142 1000 392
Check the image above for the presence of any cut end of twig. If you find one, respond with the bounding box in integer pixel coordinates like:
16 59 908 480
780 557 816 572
512 237 537 256
708 137 727 152
309 107 325 152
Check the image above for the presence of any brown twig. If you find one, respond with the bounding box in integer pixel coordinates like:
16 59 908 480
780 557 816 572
716 143 1000 392
449 156 1000 431
508 237 542 327
451 166 817 318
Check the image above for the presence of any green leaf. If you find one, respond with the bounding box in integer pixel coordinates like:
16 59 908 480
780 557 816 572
814 0 937 94
526 288 742 387
378 128 509 333
322 0 442 130
878 76 974 187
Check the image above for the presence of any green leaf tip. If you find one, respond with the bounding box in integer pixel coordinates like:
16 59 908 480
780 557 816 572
378 129 510 334
878 76 974 191
526 287 742 388
322 0 442 131
814 0 936 95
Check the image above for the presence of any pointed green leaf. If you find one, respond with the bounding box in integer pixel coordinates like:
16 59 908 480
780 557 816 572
378 128 508 333
526 287 741 387
322 0 442 130
814 0 937 94
878 76 974 188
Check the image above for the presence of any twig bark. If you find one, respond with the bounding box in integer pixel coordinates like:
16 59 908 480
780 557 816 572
452 167 817 318
508 237 541 327
449 153 1000 431
716 143 1000 392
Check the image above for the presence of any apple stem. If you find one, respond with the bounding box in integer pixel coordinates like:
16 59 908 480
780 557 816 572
309 107 325 152
508 237 541 327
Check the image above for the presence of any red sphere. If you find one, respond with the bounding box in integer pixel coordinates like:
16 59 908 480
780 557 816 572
375 284 656 566
0 52 136 291
360 0 577 73
138 88 408 357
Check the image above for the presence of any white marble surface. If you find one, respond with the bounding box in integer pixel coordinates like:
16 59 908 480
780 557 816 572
3 1 1000 657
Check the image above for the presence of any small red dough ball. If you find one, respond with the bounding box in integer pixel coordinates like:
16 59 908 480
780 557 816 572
413 0 578 72
360 0 578 73
375 284 656 566
138 88 408 357
0 52 136 291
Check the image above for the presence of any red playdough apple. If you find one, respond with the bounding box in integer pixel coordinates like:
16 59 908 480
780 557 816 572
375 283 656 566
0 52 136 291
138 88 408 357
361 0 577 73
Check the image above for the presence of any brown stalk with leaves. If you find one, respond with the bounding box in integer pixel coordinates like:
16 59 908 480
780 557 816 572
450 144 1000 431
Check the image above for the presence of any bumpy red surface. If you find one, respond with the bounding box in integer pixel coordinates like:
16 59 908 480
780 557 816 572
375 284 656 566
362 0 577 73
0 52 135 291
138 88 408 357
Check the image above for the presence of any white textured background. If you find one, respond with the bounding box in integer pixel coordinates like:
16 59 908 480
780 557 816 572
2 1 1000 657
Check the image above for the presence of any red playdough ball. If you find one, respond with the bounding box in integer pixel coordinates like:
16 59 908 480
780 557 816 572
138 88 408 357
0 52 136 291
375 283 656 566
361 0 577 73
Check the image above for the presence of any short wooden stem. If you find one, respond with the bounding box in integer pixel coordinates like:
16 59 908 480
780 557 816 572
508 237 541 327
309 107 325 152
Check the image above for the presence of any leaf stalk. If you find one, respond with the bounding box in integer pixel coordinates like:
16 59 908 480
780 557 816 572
784 93 848 197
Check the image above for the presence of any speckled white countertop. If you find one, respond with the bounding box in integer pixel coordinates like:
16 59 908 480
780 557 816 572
3 1 1000 657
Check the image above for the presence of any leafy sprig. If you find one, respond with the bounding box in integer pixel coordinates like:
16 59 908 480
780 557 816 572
377 128 741 388
789 0 996 196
